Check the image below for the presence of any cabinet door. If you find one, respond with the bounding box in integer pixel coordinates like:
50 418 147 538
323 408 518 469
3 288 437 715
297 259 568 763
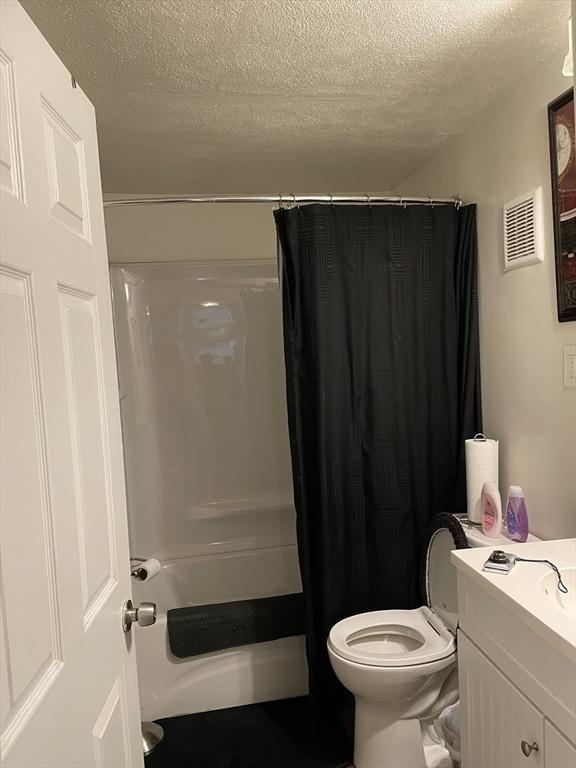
459 632 544 768
545 721 576 768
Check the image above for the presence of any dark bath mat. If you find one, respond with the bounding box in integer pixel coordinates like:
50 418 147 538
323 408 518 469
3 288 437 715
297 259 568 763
144 696 351 768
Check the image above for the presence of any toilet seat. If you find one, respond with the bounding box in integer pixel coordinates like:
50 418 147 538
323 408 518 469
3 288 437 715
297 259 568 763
328 513 467 669
327 606 456 667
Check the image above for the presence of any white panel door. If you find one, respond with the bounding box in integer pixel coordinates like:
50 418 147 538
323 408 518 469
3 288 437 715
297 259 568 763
459 632 544 768
0 3 143 767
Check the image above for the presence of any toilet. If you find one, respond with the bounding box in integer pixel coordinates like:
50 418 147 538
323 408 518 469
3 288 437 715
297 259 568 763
327 514 478 768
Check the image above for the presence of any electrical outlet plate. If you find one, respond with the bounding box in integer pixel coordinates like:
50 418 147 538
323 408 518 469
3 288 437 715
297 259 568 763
564 345 576 389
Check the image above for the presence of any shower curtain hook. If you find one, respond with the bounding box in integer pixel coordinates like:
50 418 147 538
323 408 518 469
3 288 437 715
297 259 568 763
329 193 334 206
278 192 283 209
365 193 371 208
428 196 434 208
291 193 297 209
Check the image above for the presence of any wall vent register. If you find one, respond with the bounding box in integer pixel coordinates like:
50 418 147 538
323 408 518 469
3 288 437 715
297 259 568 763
503 187 544 271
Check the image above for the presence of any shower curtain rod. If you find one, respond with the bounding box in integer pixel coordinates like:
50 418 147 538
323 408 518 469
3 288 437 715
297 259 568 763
103 194 463 208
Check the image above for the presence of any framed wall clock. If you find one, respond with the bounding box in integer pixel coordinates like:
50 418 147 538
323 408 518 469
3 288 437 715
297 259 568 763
548 88 576 322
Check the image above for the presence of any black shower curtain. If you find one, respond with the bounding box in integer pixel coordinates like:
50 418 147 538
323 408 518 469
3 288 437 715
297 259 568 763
274 203 481 714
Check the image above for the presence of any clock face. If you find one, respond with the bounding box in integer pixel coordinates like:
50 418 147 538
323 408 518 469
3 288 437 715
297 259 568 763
556 122 572 177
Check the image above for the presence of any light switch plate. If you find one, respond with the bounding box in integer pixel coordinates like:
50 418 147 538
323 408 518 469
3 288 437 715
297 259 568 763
564 345 576 389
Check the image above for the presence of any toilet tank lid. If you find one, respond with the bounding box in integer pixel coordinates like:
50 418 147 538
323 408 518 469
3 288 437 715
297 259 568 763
423 514 468 635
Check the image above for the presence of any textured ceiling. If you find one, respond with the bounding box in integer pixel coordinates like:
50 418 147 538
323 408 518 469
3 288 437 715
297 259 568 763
21 0 570 193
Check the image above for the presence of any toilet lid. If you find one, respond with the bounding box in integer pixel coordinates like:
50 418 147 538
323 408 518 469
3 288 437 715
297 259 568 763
423 513 468 635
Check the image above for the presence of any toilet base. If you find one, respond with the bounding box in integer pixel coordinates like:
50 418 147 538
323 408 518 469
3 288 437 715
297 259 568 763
354 699 426 768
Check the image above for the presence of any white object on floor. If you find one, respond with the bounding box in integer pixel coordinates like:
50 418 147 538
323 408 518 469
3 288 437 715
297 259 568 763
422 719 451 768
436 703 460 764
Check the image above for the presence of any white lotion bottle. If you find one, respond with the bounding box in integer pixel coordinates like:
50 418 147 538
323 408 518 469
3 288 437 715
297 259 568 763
481 482 503 538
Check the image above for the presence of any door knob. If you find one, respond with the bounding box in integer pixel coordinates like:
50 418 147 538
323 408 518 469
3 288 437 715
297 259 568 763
122 599 157 632
520 740 539 757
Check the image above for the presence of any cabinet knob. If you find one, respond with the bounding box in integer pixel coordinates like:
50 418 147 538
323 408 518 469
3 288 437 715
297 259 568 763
520 740 539 757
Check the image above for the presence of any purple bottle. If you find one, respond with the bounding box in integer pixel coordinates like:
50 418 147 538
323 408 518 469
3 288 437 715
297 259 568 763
506 485 529 542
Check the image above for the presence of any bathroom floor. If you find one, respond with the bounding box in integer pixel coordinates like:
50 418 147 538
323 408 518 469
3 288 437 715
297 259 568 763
145 696 352 768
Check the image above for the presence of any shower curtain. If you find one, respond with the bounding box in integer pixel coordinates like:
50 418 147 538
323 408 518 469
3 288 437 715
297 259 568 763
274 203 481 714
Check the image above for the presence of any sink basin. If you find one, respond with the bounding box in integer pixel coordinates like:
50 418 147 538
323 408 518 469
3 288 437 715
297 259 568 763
542 566 576 620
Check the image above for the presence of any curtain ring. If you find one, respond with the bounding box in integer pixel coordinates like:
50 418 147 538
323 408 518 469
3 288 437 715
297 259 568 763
329 194 334 206
291 193 297 209
365 193 371 208
400 196 407 210
428 196 434 208
278 192 283 209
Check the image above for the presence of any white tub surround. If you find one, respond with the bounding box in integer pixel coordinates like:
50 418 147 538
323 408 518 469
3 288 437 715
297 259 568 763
111 260 307 720
452 539 576 768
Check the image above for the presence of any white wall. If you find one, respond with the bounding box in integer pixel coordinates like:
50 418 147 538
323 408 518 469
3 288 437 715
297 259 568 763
573 2 576 86
396 53 576 540
104 198 276 263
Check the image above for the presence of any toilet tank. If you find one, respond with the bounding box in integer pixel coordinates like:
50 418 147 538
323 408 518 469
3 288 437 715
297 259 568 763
457 516 542 548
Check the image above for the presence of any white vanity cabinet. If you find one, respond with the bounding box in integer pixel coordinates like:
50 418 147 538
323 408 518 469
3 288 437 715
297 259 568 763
459 634 576 768
459 633 544 767
544 722 576 768
452 541 576 768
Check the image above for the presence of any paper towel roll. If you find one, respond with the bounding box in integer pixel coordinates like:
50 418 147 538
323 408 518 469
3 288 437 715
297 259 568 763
132 558 162 582
465 434 499 523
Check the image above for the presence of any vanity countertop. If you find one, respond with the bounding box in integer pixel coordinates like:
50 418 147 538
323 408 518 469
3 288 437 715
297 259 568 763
451 538 576 660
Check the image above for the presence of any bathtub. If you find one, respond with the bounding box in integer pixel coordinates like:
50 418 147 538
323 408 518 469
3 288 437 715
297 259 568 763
132 545 308 721
111 260 307 720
